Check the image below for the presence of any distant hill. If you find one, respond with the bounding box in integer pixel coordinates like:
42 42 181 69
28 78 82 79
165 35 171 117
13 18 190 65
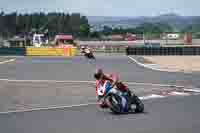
88 13 200 31
87 16 133 23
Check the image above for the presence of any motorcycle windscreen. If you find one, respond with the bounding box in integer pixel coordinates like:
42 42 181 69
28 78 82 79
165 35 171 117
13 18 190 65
97 81 113 96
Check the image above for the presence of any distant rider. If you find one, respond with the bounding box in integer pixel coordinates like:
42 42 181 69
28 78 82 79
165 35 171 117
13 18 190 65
81 46 95 59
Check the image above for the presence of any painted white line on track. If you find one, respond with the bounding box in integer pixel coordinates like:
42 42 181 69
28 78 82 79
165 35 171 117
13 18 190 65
139 94 165 100
0 95 158 115
0 79 185 88
168 91 190 96
0 102 97 115
0 90 200 115
0 79 96 84
127 56 179 73
0 59 16 64
184 89 200 93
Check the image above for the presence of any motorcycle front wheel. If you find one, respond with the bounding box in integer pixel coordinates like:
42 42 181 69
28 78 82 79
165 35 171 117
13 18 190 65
106 94 122 114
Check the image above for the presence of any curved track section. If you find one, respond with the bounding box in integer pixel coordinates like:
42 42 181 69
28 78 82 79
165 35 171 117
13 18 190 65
0 55 199 87
0 55 200 133
1 95 200 133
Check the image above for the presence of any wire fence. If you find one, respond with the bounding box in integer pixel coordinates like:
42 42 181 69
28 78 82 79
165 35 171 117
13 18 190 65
126 46 200 55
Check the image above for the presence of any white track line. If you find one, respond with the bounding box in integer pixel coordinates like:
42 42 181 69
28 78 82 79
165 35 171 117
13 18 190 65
0 102 97 115
184 89 200 93
0 79 96 84
127 56 179 72
0 90 200 115
139 94 165 100
0 95 159 115
0 79 185 88
0 59 15 64
168 91 190 96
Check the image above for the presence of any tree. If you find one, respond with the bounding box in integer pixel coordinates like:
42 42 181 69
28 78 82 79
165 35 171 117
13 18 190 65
90 31 100 38
102 26 112 35
80 24 90 37
0 11 90 38
79 15 90 37
182 23 200 33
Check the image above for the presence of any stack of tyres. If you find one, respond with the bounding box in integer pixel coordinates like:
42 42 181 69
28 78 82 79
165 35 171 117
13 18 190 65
26 47 65 56
26 47 78 56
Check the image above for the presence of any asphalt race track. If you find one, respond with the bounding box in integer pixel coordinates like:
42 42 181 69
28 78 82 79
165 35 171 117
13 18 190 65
1 95 200 133
0 55 200 133
0 55 200 87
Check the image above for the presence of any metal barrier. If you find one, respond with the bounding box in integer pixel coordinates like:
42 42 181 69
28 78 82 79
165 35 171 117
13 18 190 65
26 47 77 56
126 46 200 55
0 47 77 56
79 45 126 53
0 47 26 55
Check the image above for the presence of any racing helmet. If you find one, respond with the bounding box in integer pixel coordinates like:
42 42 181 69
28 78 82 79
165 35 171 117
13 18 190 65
94 68 103 80
81 46 85 49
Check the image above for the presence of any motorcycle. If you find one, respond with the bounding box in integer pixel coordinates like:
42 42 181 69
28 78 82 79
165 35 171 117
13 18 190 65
96 80 144 114
81 48 95 60
85 52 95 59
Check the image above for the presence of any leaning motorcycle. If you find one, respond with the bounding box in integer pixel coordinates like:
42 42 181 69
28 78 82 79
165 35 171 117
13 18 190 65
85 52 95 59
82 49 95 59
96 80 144 114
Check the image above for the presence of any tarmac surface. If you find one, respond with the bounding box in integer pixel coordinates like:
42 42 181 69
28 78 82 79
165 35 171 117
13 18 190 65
0 55 200 133
1 95 200 133
0 55 200 87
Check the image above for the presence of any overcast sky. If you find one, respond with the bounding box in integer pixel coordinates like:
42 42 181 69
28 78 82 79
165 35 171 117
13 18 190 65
0 0 199 16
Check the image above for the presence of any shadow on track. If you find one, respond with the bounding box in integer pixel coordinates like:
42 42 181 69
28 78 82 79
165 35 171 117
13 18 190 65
98 107 148 116
108 111 149 116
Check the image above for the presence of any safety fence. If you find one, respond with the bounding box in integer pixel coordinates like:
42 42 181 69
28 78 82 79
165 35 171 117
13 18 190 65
0 48 26 55
126 46 200 55
0 47 77 56
78 45 126 53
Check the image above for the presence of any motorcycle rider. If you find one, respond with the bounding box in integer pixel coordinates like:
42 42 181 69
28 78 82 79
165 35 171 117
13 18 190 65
94 69 132 108
81 46 95 59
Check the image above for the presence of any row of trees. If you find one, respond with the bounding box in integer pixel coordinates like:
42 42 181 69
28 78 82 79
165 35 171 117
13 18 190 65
0 11 198 40
0 11 90 38
101 22 174 35
89 22 175 39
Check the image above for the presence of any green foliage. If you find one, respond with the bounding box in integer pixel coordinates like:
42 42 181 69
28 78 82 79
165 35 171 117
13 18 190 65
102 26 113 35
182 23 200 33
97 22 174 37
0 12 89 38
90 31 100 38
80 24 90 37
134 22 173 34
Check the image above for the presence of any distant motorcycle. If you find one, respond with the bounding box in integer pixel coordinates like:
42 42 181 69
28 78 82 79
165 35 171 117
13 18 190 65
84 51 95 60
81 48 95 60
96 80 144 114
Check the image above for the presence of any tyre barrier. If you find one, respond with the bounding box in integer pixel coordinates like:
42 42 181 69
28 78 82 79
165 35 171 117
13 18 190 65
26 47 77 56
126 46 200 55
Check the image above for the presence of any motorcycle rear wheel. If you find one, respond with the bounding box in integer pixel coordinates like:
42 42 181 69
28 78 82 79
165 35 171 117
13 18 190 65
132 95 144 113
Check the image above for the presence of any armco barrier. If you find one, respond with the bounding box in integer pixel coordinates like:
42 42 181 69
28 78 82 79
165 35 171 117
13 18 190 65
126 46 200 55
26 47 77 56
70 47 77 56
26 47 65 56
80 45 126 53
0 47 26 55
0 47 77 56
104 46 125 53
